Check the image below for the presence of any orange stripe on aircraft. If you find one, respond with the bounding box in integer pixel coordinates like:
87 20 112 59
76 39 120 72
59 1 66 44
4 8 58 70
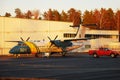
24 42 38 54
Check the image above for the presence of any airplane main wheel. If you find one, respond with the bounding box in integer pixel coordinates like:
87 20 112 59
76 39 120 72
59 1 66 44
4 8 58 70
61 52 66 56
13 54 19 58
35 53 39 57
35 53 41 57
44 53 51 58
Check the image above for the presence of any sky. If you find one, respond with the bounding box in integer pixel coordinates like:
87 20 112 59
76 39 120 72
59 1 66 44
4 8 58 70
0 0 120 16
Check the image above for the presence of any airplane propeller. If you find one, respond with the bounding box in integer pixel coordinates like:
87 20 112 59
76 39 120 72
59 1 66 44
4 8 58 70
26 37 30 41
20 37 30 41
54 35 58 41
47 36 52 41
20 37 24 41
47 35 58 48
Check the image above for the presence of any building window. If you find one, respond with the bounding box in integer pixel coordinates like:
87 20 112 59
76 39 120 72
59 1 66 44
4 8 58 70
64 33 76 38
85 34 118 39
85 45 91 48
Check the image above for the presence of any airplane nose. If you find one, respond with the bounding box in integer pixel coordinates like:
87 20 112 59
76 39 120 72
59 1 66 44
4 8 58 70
9 46 31 54
9 46 20 54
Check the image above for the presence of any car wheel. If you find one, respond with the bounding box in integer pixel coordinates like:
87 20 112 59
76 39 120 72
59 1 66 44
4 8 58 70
110 53 116 58
93 53 98 58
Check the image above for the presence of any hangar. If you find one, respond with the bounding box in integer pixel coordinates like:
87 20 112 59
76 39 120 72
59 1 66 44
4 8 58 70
0 17 119 55
0 17 79 55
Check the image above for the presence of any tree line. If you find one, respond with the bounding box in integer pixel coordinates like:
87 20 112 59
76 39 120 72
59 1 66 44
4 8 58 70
1 8 120 30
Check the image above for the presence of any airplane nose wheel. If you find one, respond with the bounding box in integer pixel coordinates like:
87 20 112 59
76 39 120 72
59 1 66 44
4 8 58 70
35 53 51 58
44 53 51 58
13 54 19 58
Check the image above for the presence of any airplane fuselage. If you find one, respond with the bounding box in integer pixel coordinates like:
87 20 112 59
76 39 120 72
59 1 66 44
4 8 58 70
9 39 85 57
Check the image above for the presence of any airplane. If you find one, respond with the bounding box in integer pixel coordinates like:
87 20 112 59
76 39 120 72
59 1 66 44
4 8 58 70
6 35 88 58
6 23 97 58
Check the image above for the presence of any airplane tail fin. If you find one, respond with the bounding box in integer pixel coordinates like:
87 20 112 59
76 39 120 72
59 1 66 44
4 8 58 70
75 25 86 39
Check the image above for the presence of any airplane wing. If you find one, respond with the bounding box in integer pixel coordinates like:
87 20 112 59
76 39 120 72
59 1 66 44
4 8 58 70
5 41 21 42
5 37 30 42
64 38 88 41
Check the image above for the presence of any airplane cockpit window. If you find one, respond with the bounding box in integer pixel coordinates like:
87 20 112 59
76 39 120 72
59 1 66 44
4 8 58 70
34 40 40 42
22 43 26 46
18 43 27 46
18 43 21 46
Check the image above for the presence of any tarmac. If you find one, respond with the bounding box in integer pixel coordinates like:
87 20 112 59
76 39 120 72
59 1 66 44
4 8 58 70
0 52 120 80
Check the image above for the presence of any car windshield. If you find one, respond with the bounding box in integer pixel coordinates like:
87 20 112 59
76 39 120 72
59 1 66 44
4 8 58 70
99 48 109 50
104 48 109 50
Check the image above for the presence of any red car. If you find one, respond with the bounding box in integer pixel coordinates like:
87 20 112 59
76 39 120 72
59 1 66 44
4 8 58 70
88 48 119 58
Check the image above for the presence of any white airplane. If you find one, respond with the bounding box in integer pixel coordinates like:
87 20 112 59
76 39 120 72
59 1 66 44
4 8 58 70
7 24 96 58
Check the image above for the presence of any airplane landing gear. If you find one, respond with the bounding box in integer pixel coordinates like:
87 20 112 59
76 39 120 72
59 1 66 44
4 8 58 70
60 52 66 56
13 54 19 58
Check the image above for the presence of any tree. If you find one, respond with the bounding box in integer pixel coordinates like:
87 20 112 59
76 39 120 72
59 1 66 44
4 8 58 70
53 10 61 21
43 11 48 20
15 8 24 18
67 8 76 22
25 10 32 19
5 12 11 17
61 10 68 21
83 10 96 25
73 11 81 26
115 10 120 30
99 8 106 29
43 9 61 21
93 9 101 29
101 8 116 30
32 9 40 19
115 10 120 41
68 8 81 26
47 9 53 20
